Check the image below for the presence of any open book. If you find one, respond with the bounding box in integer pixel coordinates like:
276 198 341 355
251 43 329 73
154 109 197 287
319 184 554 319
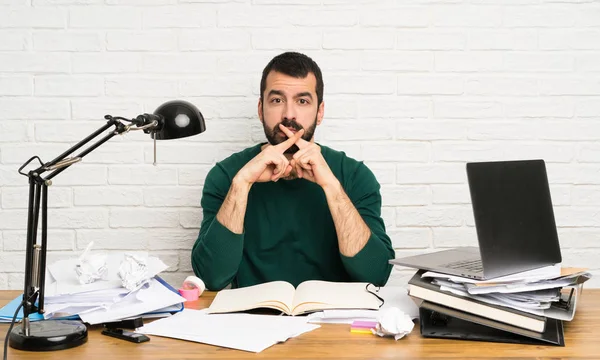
207 280 381 316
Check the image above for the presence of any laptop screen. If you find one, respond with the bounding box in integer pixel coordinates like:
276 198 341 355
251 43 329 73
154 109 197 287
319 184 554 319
467 159 562 278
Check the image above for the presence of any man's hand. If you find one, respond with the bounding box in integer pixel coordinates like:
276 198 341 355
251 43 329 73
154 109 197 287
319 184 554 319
234 128 305 186
279 124 339 189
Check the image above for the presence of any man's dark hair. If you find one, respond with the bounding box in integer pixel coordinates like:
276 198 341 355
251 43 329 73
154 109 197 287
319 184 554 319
260 52 324 106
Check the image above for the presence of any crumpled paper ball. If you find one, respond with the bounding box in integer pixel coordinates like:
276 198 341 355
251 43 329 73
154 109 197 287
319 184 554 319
75 241 108 285
372 307 415 340
118 253 149 291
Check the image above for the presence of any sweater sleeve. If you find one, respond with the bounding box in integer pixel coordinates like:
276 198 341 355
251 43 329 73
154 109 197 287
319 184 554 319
191 164 244 290
339 162 394 286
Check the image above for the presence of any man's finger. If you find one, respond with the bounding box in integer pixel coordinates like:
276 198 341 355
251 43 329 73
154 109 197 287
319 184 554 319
284 164 293 178
270 157 282 176
272 154 289 181
299 157 313 170
274 128 305 152
279 124 310 149
291 159 303 179
292 146 312 161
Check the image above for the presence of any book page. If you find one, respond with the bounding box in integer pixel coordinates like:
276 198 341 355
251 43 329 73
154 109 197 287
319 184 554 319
207 281 296 315
291 281 381 315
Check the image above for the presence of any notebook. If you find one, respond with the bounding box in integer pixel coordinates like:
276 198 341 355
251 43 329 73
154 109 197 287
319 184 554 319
207 280 381 316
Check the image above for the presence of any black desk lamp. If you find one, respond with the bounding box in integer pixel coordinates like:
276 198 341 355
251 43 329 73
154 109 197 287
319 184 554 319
7 100 206 351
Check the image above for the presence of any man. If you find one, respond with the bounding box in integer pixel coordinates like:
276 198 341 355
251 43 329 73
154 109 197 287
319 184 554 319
192 52 394 290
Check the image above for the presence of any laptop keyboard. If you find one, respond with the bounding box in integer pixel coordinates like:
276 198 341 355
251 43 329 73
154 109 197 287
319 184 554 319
443 259 484 273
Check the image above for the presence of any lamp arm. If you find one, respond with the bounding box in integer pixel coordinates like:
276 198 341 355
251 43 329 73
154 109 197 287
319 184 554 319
18 116 138 330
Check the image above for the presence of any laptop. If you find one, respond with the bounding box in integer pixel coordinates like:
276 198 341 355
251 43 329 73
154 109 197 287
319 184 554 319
390 159 562 280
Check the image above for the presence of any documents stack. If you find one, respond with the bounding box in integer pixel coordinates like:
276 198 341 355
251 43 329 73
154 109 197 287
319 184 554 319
407 265 591 346
0 252 186 325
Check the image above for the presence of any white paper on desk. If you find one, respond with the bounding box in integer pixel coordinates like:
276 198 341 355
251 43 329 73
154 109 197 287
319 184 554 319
43 286 132 319
47 253 168 296
465 272 591 294
307 309 378 324
307 286 420 323
45 287 129 304
492 284 582 321
433 279 561 304
79 278 185 325
378 286 420 319
44 304 107 319
138 309 320 353
439 285 551 310
422 264 561 285
437 283 582 320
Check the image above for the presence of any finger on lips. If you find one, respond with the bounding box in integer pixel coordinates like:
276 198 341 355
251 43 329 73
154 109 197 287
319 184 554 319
278 124 309 148
276 127 304 150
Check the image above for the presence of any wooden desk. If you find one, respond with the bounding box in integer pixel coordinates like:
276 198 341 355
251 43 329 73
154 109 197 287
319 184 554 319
1 289 599 359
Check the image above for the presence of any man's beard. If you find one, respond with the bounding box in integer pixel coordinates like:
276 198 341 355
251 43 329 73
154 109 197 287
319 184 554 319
263 117 317 154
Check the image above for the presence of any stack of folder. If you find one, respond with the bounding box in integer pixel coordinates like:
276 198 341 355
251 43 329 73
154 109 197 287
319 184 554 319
407 267 591 346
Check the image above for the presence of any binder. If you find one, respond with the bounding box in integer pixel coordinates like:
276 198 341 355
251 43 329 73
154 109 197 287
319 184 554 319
419 301 565 346
408 270 547 332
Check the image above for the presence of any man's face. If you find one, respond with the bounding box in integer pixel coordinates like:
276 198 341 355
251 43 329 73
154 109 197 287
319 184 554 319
258 71 324 154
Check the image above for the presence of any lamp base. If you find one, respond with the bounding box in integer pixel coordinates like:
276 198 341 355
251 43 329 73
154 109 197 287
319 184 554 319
9 319 88 351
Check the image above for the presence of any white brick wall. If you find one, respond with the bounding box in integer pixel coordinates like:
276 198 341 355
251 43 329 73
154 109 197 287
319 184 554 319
1 0 600 291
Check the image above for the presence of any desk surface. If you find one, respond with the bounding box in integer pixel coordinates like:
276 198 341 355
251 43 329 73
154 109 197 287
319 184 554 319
1 289 600 359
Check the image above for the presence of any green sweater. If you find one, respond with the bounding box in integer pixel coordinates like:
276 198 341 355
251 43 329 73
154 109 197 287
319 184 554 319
191 143 394 290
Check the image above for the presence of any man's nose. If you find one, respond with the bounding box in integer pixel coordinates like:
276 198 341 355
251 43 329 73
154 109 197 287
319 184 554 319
282 102 296 120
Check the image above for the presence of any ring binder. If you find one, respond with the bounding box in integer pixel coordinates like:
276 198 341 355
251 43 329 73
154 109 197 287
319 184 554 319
419 301 565 346
552 288 574 311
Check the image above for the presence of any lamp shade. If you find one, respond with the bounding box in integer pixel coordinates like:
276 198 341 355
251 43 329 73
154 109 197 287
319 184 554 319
153 100 206 140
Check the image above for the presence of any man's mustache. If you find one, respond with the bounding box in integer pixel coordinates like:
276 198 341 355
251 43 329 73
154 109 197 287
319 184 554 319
275 119 303 133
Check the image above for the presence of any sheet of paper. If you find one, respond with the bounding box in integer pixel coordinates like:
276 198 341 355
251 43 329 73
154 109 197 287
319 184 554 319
45 286 129 304
422 264 562 285
378 286 420 319
306 286 419 323
464 272 591 294
79 277 185 325
466 277 575 294
436 283 582 320
138 309 320 353
307 309 378 324
43 304 107 319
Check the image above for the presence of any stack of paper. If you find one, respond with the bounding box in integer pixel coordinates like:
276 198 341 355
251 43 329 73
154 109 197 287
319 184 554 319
0 253 186 325
306 286 419 325
422 266 591 321
137 309 320 353
307 309 379 324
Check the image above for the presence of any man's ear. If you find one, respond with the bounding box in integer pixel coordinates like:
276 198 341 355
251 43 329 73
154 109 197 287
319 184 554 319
257 98 264 123
316 101 325 126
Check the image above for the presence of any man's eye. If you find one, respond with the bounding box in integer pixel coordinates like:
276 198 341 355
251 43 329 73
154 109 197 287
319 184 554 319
271 98 282 103
299 99 309 104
